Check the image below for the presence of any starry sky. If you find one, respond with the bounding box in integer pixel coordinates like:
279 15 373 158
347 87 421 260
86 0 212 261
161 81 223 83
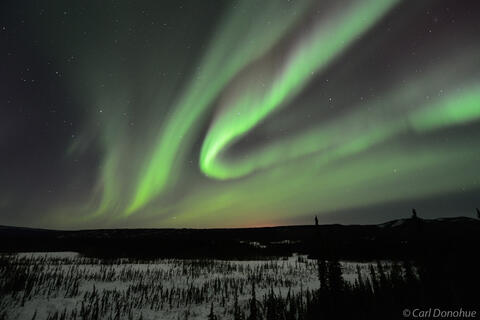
1 0 480 229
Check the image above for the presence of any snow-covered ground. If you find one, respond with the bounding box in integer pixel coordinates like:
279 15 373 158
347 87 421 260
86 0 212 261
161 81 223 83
0 253 392 320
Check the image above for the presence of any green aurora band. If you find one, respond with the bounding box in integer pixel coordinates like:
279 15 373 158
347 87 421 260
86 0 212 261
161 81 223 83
18 0 480 228
129 0 400 213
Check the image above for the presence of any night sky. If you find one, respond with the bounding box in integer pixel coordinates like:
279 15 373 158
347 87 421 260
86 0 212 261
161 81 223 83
1 0 480 229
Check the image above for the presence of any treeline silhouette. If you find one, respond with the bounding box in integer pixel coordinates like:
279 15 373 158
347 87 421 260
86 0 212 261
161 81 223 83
1 215 479 260
1 214 479 319
1 251 478 319
211 256 479 320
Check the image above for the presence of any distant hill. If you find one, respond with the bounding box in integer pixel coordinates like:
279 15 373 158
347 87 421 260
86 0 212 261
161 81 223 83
1 216 479 259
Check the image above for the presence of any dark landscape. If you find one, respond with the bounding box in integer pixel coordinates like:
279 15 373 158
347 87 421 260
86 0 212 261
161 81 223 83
1 214 479 319
1 214 479 260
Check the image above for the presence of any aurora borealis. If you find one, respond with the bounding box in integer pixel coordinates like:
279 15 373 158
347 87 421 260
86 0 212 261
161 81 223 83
1 0 480 229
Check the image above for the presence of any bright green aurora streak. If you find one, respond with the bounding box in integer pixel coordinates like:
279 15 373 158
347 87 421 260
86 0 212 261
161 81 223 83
91 0 480 225
129 0 400 213
13 0 480 228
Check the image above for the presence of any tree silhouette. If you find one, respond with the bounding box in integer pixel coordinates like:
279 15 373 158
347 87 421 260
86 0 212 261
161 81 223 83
315 216 319 226
327 259 343 293
476 208 480 219
208 302 216 320
233 289 243 320
411 208 418 219
248 282 259 320
317 259 328 291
